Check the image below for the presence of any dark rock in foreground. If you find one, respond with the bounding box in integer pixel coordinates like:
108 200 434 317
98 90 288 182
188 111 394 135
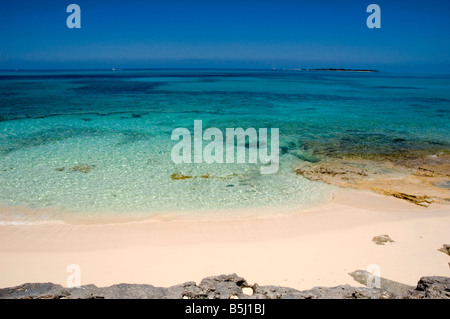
416 276 450 299
1 273 449 299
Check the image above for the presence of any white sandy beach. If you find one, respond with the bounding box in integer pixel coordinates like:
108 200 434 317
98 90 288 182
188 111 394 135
0 188 449 291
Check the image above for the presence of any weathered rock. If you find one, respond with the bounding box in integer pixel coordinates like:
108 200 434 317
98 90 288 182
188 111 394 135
348 270 418 297
438 244 450 256
295 155 450 206
415 276 450 299
252 285 306 299
372 234 395 245
378 190 432 207
195 274 249 299
93 283 166 299
299 285 396 299
0 283 71 299
165 281 198 299
1 273 449 299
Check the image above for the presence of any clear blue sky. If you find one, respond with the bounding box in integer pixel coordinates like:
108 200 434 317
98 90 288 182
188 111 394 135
1 0 449 72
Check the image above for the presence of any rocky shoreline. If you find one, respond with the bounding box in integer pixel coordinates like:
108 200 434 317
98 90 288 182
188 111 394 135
296 153 450 207
1 273 449 299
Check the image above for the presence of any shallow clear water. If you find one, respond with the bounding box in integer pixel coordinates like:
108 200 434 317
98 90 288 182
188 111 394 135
0 69 449 223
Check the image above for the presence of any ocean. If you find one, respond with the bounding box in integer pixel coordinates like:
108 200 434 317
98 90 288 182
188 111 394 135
0 69 449 223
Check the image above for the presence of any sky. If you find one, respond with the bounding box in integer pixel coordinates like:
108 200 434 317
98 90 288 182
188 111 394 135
0 0 449 73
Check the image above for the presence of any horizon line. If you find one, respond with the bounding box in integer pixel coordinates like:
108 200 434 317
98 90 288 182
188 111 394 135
2 68 446 76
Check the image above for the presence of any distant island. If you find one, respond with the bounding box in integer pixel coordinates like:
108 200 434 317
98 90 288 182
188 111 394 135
273 68 379 72
311 68 379 72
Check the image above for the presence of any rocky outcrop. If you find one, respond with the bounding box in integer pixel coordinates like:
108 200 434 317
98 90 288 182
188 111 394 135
295 155 450 207
415 276 450 299
1 273 449 299
348 270 418 296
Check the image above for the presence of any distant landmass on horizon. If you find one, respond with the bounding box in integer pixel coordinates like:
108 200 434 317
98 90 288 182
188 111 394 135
273 68 380 72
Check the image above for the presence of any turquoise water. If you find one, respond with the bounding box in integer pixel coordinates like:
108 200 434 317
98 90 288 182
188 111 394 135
0 69 449 223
